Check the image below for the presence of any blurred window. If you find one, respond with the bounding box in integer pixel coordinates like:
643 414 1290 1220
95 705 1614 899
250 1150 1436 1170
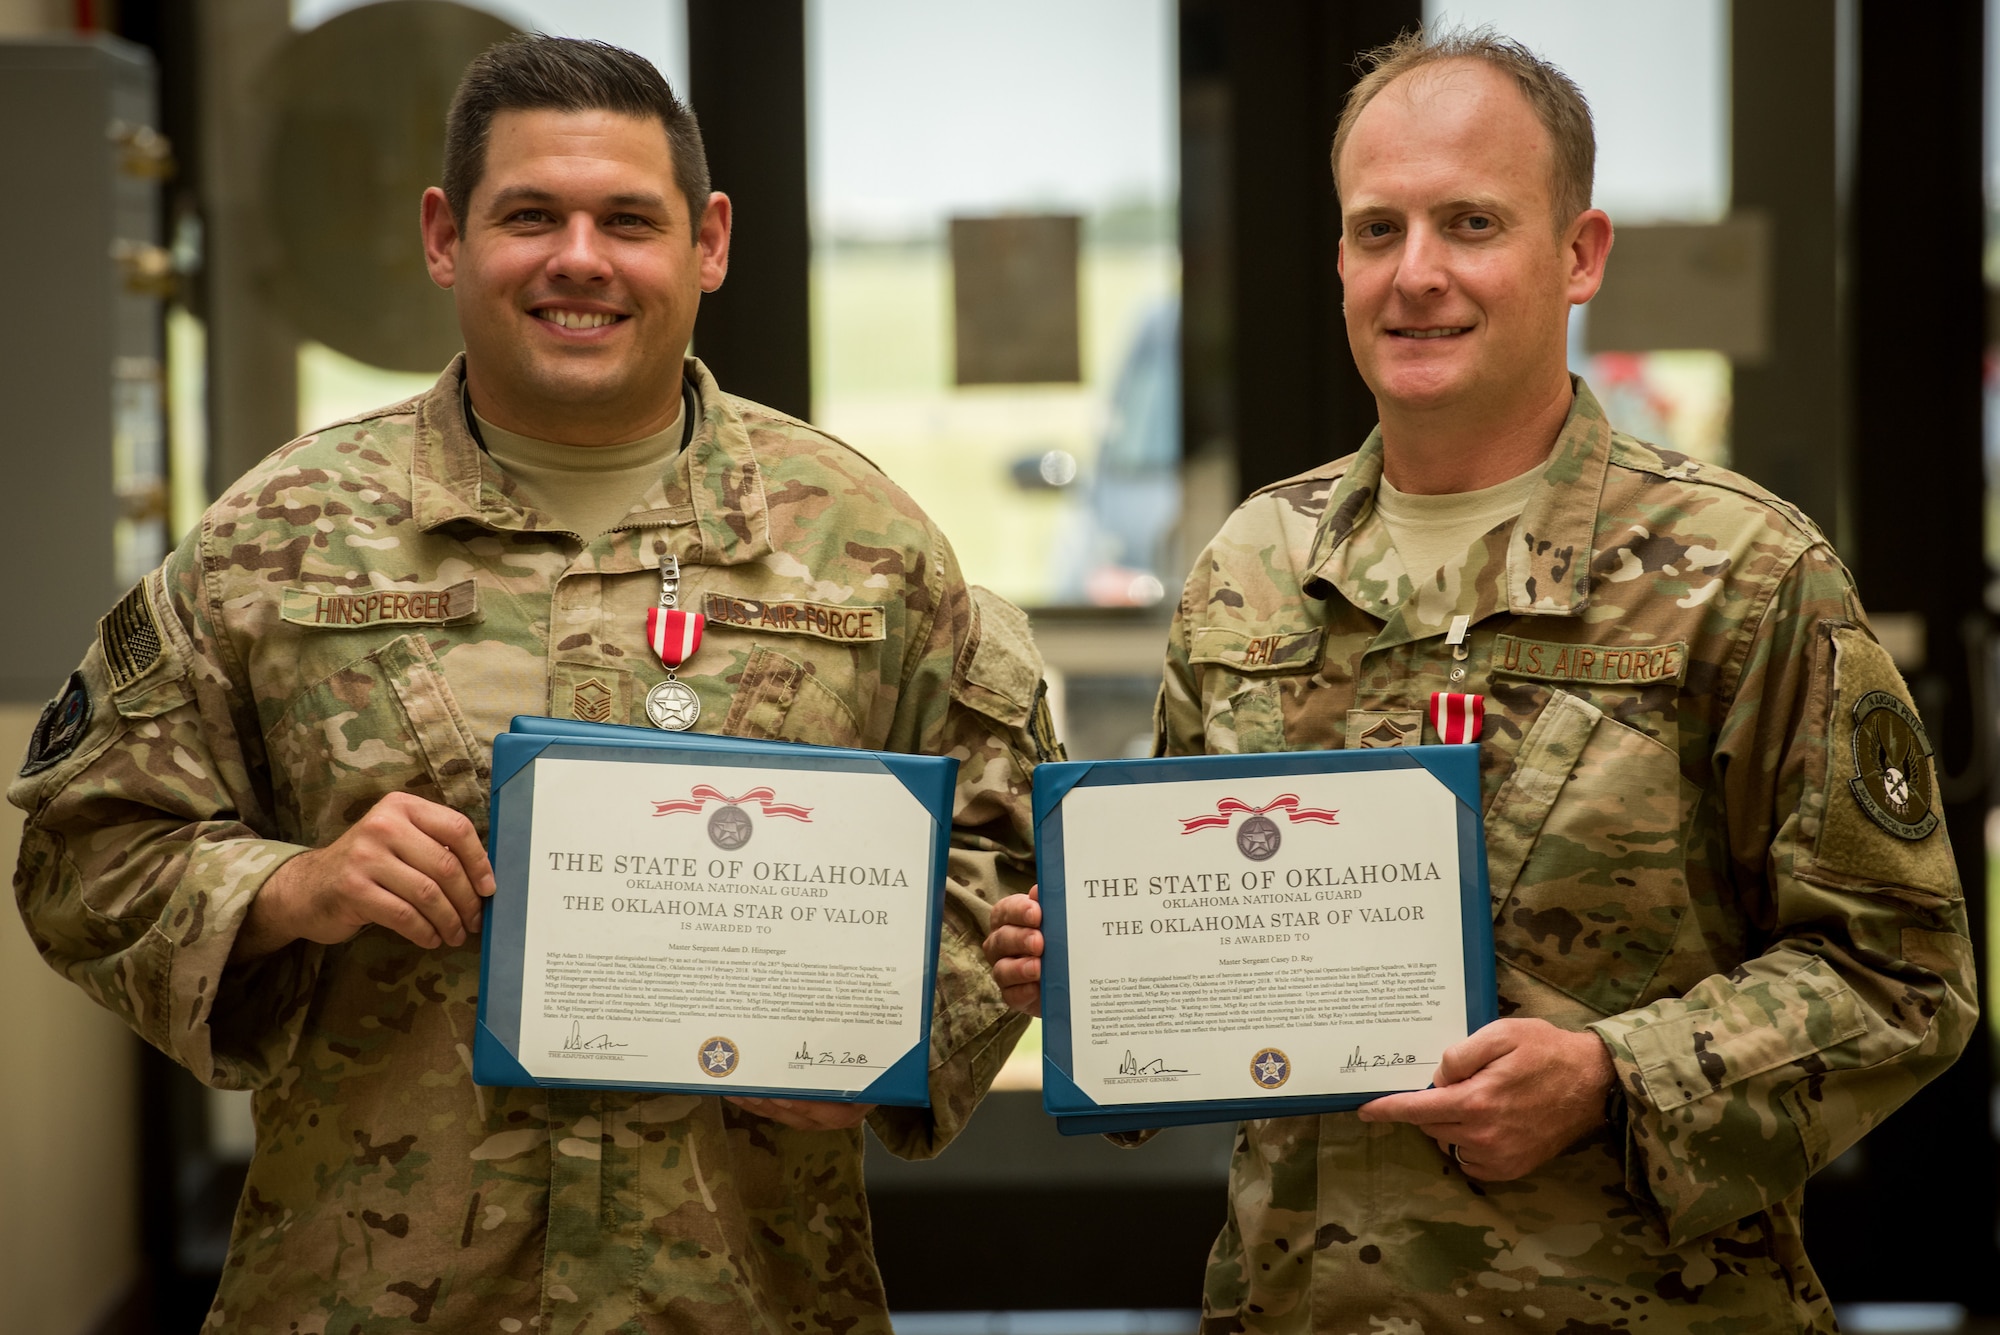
286 0 688 434
807 0 1180 609
1429 1 1732 464
290 0 684 83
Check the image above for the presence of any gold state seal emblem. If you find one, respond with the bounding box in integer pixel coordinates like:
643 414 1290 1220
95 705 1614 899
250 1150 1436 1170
1250 1047 1291 1090
698 1036 740 1078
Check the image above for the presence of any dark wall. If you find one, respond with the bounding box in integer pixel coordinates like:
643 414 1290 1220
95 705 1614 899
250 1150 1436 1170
1182 0 1420 499
1729 1 1843 540
686 0 811 420
1807 0 1997 1306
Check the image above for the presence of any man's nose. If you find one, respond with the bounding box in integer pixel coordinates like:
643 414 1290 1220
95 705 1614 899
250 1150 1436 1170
548 215 614 283
1392 226 1450 301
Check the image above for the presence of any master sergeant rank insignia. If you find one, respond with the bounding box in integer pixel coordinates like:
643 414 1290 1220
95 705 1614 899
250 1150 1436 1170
571 677 614 724
1347 710 1422 749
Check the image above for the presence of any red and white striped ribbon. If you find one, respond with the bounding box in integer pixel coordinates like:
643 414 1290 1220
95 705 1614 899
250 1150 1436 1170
653 784 814 822
1429 692 1485 745
645 607 705 669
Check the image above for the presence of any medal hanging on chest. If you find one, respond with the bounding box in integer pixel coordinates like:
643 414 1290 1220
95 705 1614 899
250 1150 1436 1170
644 556 706 731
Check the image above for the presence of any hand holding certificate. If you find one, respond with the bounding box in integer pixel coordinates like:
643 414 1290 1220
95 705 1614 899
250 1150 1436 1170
1033 746 1496 1134
474 718 955 1105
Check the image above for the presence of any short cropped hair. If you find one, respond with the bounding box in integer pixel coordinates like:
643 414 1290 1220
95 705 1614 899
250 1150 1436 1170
1332 27 1596 231
442 35 710 233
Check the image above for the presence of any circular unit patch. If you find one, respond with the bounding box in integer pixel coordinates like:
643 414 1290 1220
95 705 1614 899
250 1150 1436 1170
20 671 91 776
1250 1047 1291 1090
698 1036 741 1078
1848 689 1938 840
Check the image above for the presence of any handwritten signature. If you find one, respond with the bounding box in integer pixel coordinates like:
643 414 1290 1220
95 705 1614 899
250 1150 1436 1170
562 1021 630 1052
1340 1045 1419 1073
793 1042 870 1067
1118 1050 1189 1076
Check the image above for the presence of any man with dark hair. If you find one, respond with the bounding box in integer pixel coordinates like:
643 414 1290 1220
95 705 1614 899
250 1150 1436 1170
985 28 1972 1331
14 34 1049 1331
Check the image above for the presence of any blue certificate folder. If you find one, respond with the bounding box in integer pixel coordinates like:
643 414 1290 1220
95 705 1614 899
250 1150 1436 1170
473 717 956 1105
1035 746 1497 1136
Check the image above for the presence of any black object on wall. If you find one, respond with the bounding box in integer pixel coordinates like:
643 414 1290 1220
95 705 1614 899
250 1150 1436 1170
1806 0 1997 1308
686 0 811 421
1729 0 1843 542
1181 0 1421 501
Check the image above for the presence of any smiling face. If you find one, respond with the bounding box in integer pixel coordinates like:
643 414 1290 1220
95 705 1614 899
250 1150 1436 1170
421 107 730 444
1336 60 1604 430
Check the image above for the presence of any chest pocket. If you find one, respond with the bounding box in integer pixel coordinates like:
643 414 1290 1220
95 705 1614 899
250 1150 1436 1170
1190 627 1324 753
265 633 488 845
720 645 863 746
1484 688 1695 1017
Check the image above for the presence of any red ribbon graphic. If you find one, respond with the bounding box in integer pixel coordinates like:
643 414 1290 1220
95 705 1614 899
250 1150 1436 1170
652 784 814 822
1178 793 1339 835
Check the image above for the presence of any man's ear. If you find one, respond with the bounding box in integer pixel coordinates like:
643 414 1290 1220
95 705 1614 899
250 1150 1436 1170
420 186 461 290
696 191 732 294
1563 208 1614 306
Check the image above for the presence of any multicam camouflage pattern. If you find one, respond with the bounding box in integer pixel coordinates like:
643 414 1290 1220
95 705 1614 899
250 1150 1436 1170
11 356 1042 1333
1159 380 1974 1333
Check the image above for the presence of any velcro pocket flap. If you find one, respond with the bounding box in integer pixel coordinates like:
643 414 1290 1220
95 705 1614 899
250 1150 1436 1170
953 587 1044 727
1188 626 1324 674
1481 689 1601 913
1624 956 1867 1113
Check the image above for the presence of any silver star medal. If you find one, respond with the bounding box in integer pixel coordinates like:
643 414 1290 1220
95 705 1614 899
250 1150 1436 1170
644 556 705 731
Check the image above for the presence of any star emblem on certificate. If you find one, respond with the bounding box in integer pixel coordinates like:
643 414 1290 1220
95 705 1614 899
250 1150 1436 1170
699 1036 740 1077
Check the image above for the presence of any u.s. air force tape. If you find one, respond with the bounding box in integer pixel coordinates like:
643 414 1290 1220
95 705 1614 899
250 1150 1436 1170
702 593 888 643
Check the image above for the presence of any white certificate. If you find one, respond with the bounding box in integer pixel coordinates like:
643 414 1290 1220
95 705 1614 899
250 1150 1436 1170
476 728 955 1104
1038 747 1494 1129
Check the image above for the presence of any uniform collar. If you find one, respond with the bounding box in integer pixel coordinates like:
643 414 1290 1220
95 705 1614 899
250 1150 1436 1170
1302 375 1613 624
410 354 772 565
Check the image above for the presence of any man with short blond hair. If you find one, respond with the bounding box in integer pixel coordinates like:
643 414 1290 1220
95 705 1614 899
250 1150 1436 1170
987 29 1971 1330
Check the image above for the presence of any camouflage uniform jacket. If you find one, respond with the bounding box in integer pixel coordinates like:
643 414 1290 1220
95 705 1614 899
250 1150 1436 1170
11 356 1046 1334
1160 381 1974 1333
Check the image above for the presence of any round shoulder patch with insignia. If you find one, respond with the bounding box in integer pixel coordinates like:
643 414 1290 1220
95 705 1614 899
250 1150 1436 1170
1848 689 1938 840
20 671 92 776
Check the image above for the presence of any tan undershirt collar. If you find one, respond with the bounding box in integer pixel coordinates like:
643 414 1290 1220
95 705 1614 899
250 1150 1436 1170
475 401 685 540
1373 459 1549 584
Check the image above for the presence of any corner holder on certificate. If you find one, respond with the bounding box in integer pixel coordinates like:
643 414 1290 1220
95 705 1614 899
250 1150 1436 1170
1036 746 1496 1135
473 716 955 1106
